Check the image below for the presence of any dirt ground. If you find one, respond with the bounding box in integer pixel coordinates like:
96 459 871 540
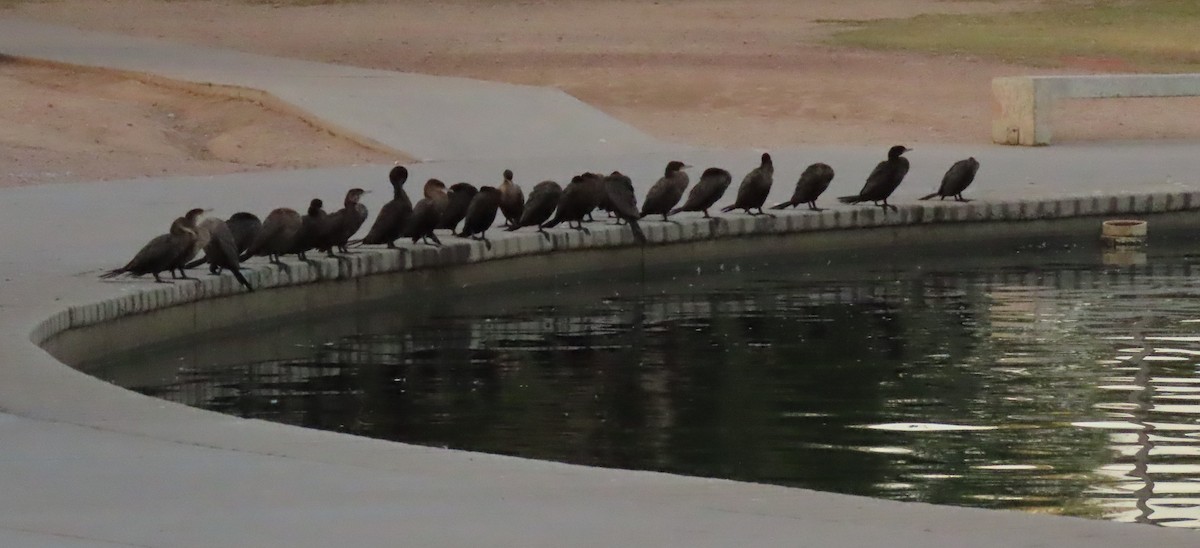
0 59 400 186
2 0 1198 186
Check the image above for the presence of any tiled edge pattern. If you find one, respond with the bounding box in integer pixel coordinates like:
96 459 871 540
28 190 1199 346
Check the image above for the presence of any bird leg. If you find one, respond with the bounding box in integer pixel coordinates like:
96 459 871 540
386 241 397 249
878 200 898 212
152 273 171 284
537 227 551 241
756 208 775 217
702 210 711 219
955 195 971 202
807 202 825 212
175 269 193 280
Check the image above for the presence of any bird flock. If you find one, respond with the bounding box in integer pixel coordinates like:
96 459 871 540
101 145 981 292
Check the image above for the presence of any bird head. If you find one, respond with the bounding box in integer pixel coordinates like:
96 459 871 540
388 165 408 185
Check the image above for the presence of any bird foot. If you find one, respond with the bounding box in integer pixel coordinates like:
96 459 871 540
955 197 972 203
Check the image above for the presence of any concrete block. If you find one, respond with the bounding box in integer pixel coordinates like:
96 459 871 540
994 74 1200 146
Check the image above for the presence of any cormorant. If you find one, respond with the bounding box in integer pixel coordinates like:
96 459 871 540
359 165 413 249
437 182 478 231
195 217 253 291
240 207 302 264
226 212 261 257
186 211 260 273
101 208 204 283
541 175 595 233
838 145 911 212
505 180 562 240
640 160 690 221
577 172 605 222
670 167 732 218
603 171 647 244
920 157 980 202
457 186 502 247
405 179 449 246
772 163 835 211
290 199 327 261
498 169 524 228
318 187 369 255
170 212 213 279
721 152 775 215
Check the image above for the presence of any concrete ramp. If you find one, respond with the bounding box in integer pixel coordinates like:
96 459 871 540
0 19 663 161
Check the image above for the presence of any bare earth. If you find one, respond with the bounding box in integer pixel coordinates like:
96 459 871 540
3 0 1199 186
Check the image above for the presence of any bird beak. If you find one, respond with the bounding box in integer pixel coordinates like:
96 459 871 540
363 190 373 194
203 208 214 213
905 147 913 152
682 164 694 170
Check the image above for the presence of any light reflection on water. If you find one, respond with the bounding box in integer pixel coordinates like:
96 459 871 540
85 242 1200 528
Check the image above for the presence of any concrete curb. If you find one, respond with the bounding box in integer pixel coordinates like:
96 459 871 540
34 189 1198 344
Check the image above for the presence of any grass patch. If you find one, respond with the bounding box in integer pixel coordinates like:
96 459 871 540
828 0 1200 72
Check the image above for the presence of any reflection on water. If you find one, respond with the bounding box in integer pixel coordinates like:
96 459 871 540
86 241 1200 527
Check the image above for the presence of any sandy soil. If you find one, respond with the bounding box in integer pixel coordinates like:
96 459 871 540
2 0 1198 186
0 58 400 187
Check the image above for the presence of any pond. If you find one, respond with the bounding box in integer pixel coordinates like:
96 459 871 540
85 233 1200 528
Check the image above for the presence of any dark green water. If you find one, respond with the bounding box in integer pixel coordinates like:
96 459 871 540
87 237 1200 527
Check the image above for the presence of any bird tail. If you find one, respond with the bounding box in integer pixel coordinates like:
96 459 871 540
719 204 736 213
230 267 253 292
185 256 206 270
769 201 793 210
505 223 523 232
628 219 647 245
99 269 124 279
346 238 365 247
918 192 939 201
837 195 864 204
667 207 684 216
540 218 562 230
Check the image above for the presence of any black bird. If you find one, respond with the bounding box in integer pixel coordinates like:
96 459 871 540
604 171 647 244
318 187 370 255
670 167 732 218
290 199 327 261
101 208 204 283
838 145 911 212
405 179 449 246
359 165 413 248
721 152 775 215
506 180 562 240
457 186 502 247
170 212 214 279
772 163 835 211
240 207 302 264
225 212 261 257
498 169 524 228
541 175 595 233
437 182 478 231
640 160 690 221
577 172 605 222
186 212 260 273
920 157 980 202
195 217 253 291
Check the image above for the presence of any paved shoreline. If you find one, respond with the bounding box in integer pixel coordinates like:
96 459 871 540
1 18 1198 547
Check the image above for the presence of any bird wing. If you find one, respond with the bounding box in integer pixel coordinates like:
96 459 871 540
641 178 672 215
605 178 640 219
939 159 978 195
858 160 890 198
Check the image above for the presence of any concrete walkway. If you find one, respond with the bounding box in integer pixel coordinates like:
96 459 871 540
1 18 1199 547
